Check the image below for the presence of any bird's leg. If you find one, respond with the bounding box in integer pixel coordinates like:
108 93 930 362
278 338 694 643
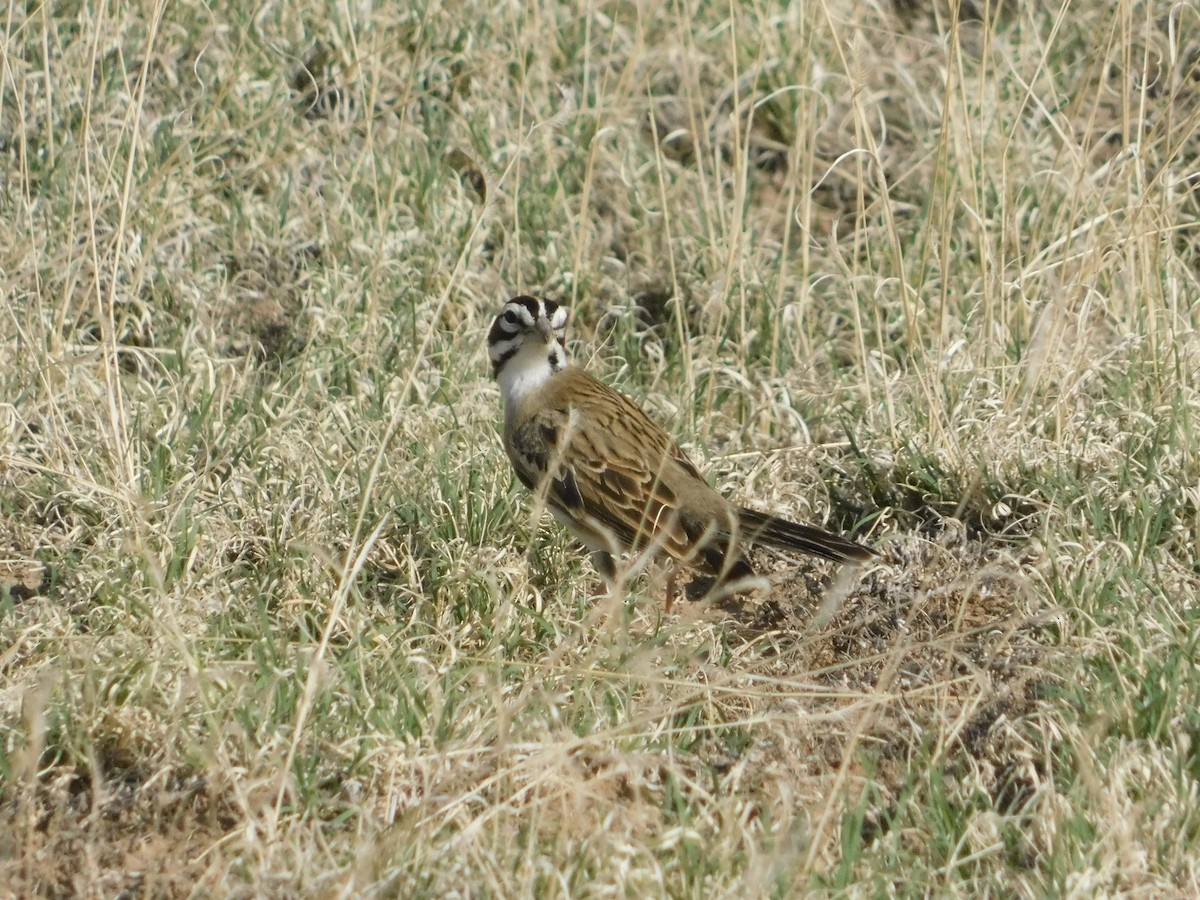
590 550 618 600
664 564 688 614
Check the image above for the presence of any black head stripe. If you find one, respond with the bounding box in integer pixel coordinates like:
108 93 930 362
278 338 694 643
511 295 542 318
491 345 518 374
487 316 511 348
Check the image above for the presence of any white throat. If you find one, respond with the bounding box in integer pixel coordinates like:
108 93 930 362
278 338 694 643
497 340 565 414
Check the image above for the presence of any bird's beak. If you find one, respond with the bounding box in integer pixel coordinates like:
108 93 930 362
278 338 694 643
535 318 555 342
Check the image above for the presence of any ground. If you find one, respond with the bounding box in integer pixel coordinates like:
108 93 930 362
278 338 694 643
2 0 1199 895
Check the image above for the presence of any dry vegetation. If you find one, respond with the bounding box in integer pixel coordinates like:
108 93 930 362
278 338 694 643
2 0 1199 895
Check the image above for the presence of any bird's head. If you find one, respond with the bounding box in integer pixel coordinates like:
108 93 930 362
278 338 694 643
488 295 570 383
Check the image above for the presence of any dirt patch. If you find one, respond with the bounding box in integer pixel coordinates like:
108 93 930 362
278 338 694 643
0 768 239 897
290 41 354 121
220 241 319 365
0 559 46 603
695 518 1055 846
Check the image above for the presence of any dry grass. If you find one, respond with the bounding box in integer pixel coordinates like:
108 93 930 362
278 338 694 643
2 0 1199 895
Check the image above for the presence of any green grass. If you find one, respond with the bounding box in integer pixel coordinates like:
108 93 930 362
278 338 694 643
3 0 1200 894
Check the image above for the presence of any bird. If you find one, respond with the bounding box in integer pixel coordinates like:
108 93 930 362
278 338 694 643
488 294 874 603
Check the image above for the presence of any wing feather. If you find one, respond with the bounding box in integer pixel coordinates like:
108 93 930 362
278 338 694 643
506 370 702 562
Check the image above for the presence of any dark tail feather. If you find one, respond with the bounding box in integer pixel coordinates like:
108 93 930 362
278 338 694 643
737 508 874 563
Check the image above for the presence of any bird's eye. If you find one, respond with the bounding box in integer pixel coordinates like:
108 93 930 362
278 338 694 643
501 310 519 326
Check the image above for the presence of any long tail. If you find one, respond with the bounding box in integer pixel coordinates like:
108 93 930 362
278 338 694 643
737 508 874 563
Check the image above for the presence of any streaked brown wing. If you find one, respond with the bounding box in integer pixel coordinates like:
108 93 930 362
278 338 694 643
508 380 697 561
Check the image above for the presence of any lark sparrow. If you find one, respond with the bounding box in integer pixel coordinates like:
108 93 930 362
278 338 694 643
489 295 873 599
